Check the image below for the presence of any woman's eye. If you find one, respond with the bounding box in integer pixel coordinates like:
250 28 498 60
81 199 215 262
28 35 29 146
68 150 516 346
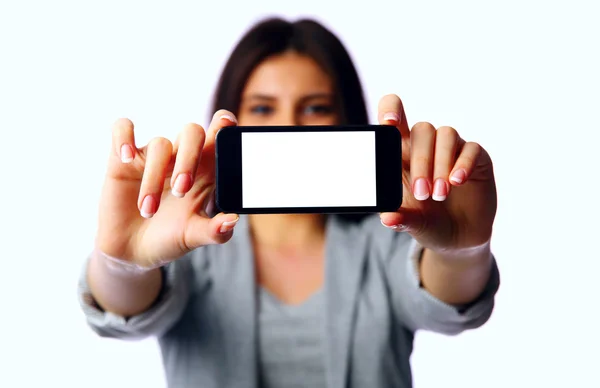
304 105 334 115
250 105 273 115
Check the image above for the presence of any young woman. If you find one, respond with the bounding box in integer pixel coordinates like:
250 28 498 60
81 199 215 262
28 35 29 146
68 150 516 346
79 17 500 388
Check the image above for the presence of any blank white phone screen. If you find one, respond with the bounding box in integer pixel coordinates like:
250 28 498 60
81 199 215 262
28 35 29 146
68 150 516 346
241 131 376 208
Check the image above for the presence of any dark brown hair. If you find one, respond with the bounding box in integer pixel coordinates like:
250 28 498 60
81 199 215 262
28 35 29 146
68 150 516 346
211 17 370 223
211 17 369 125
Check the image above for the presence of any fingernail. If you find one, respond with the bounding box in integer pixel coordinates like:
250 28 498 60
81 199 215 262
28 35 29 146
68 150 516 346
432 179 448 201
219 216 239 233
172 173 191 198
413 178 430 200
220 114 237 124
450 169 467 184
140 195 157 218
120 144 134 163
381 218 408 231
383 112 400 123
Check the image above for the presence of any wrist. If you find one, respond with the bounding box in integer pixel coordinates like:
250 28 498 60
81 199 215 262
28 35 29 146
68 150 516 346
94 248 163 277
424 240 492 270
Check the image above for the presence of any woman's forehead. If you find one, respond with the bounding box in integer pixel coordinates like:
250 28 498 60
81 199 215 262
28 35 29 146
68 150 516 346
242 52 333 100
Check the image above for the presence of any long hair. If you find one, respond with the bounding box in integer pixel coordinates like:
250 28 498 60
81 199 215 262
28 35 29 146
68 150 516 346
211 17 371 223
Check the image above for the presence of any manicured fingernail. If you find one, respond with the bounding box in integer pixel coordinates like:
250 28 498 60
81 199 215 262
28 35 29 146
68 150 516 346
172 173 191 198
140 195 157 218
220 114 237 124
432 179 448 201
413 178 430 200
219 216 239 233
120 144 134 163
450 169 467 184
383 112 400 123
381 218 408 231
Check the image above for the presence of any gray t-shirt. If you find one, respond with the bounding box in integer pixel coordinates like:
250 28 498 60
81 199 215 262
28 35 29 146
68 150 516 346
258 287 327 388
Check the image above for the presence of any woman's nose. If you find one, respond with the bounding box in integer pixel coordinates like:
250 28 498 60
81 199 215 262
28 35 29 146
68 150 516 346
272 108 300 126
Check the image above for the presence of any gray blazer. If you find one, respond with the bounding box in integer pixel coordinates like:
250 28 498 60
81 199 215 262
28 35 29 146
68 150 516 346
78 214 500 388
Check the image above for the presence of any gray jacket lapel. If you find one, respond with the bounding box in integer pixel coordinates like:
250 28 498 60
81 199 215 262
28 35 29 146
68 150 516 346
324 216 369 388
212 216 258 388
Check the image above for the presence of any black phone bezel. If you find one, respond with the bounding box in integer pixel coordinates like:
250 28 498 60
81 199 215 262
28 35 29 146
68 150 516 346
215 125 402 214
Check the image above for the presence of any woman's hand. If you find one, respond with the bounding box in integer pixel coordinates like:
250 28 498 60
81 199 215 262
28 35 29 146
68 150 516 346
378 94 497 253
95 110 240 269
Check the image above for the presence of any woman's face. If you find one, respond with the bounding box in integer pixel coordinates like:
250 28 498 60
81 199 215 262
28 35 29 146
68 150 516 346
238 51 339 126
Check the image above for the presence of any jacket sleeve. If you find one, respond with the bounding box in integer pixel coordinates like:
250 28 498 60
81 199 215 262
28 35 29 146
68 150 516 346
370 218 500 335
77 254 194 341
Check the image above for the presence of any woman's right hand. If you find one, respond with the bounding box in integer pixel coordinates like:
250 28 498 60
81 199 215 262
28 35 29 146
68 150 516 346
94 110 240 269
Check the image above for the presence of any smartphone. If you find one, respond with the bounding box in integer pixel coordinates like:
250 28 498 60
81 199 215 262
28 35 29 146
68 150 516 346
215 125 402 214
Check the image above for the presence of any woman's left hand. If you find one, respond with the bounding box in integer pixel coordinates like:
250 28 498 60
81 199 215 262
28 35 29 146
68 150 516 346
378 94 497 253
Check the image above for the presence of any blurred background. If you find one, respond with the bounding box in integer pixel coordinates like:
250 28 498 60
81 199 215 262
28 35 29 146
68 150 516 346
0 0 598 387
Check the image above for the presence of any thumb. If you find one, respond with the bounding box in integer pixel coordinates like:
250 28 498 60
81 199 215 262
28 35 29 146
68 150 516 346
379 209 424 234
185 212 240 248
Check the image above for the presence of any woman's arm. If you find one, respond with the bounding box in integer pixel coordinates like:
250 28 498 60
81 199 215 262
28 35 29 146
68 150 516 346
371 216 499 335
78 249 194 340
420 243 493 306
87 249 164 317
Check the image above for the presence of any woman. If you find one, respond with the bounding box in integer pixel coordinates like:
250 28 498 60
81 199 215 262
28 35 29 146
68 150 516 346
79 17 500 388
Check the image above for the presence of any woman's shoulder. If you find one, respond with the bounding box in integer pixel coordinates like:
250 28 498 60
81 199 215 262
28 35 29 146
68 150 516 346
185 214 415 261
329 213 379 231
329 214 414 250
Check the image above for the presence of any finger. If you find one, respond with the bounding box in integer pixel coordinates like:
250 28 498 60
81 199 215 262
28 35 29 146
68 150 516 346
170 123 206 198
137 137 173 218
379 209 425 234
377 94 410 137
377 94 410 161
410 122 436 201
449 141 482 186
111 118 137 164
204 109 238 150
432 126 460 201
185 212 240 247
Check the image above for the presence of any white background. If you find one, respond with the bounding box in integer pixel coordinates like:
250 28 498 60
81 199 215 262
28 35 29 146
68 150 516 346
242 131 377 208
1 0 598 387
